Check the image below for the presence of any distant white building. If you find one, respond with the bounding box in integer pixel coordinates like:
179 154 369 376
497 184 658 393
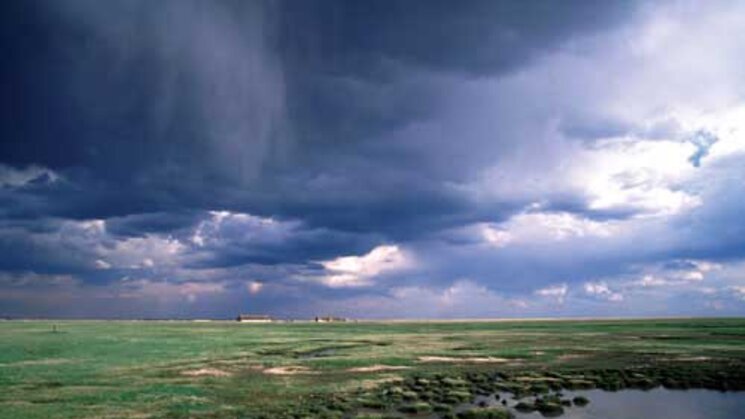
236 314 272 323
314 316 348 323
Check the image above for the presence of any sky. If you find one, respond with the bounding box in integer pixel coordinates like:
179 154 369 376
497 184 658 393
2 0 745 319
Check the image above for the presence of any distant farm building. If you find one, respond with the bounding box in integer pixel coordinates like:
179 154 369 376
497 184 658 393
236 314 272 323
314 316 348 323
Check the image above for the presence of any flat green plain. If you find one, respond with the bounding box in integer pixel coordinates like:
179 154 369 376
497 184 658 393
1 318 745 418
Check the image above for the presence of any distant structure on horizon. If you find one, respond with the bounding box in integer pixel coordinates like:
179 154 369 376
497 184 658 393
236 314 272 323
314 316 348 323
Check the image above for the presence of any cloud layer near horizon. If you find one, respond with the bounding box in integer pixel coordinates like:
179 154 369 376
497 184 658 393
2 0 745 318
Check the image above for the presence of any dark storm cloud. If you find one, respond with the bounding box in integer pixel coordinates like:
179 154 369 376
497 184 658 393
277 0 639 182
0 0 637 234
5 0 745 319
0 220 100 274
2 0 286 217
277 0 636 77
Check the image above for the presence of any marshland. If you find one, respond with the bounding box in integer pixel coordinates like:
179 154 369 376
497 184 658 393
2 318 744 418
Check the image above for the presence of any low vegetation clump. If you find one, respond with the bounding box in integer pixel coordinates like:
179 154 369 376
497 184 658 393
513 401 535 413
456 407 514 419
359 398 387 410
534 395 567 417
433 403 454 414
398 401 432 414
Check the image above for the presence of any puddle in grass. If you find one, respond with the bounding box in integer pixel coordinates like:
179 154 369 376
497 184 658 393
448 389 745 419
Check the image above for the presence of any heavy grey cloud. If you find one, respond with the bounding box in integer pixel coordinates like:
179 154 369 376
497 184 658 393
3 0 745 318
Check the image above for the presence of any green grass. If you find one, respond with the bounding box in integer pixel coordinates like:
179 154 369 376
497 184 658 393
1 318 744 418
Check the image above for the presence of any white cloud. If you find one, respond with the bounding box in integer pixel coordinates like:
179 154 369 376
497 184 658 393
94 259 112 270
680 270 704 281
0 216 190 272
479 224 513 247
638 275 669 287
583 281 623 302
693 261 722 274
535 283 568 304
577 137 702 217
516 212 617 240
632 260 718 288
567 104 745 220
478 211 618 248
316 245 413 288
105 235 185 269
458 0 745 229
77 219 106 234
191 210 296 247
572 259 725 308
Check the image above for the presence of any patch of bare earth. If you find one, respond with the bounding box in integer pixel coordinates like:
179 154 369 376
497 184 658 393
1 358 76 367
347 365 412 373
674 356 711 362
263 366 316 375
417 356 510 363
182 368 232 377
356 375 405 389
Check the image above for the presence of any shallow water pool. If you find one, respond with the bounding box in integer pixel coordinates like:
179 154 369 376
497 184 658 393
510 388 745 419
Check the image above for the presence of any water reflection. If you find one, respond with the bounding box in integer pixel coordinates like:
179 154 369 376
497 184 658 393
512 389 745 419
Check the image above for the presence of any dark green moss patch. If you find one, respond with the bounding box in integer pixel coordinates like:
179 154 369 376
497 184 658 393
398 401 432 414
456 407 514 419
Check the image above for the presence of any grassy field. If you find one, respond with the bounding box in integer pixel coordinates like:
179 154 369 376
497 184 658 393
1 318 745 418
